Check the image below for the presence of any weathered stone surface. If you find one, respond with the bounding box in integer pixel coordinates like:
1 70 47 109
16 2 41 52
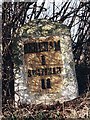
15 19 78 104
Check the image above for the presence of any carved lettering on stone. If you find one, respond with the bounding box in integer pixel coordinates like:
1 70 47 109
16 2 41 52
24 36 63 93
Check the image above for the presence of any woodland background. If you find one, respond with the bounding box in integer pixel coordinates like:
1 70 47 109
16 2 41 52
1 0 90 119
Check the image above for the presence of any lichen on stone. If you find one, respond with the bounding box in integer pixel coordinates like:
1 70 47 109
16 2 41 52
15 19 78 104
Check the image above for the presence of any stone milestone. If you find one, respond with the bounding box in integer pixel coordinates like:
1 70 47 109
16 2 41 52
17 19 78 104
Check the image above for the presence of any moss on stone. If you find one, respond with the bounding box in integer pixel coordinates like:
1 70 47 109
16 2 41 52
19 19 70 38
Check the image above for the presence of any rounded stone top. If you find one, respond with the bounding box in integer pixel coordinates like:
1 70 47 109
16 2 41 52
19 19 70 38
